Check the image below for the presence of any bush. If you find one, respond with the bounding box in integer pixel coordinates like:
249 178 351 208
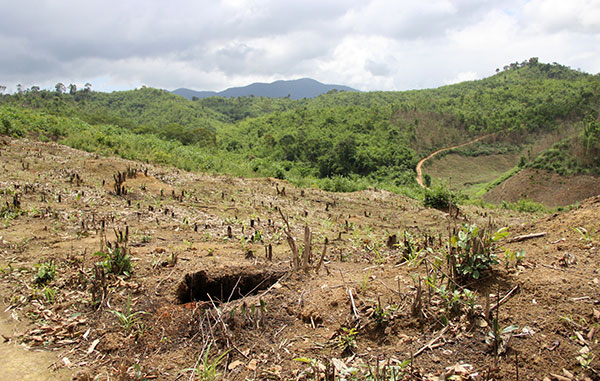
501 198 548 213
95 245 132 276
449 224 506 282
424 184 458 210
319 176 368 193
34 261 56 285
423 174 432 187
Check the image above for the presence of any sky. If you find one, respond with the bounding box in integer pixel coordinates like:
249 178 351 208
1 0 599 94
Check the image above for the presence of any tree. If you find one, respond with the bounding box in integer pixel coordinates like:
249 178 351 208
424 173 432 187
55 83 66 94
84 83 92 92
69 83 77 95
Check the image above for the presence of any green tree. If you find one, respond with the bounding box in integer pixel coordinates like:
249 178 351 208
55 83 66 94
424 173 432 187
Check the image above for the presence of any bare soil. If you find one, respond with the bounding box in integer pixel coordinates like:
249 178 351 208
0 137 598 380
484 168 600 207
424 153 520 194
415 135 493 188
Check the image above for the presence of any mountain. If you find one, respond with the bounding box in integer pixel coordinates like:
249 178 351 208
172 78 358 100
171 88 217 99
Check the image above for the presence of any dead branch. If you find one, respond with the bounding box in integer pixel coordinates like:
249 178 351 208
490 284 520 312
414 325 449 357
508 232 546 243
302 225 312 273
348 288 359 320
278 208 300 269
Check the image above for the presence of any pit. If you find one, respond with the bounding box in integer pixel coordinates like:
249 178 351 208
176 268 286 304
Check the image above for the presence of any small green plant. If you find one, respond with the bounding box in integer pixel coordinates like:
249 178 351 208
0 263 14 276
337 327 358 354
504 248 526 269
363 358 412 380
31 285 58 303
41 285 57 303
448 224 506 282
184 343 231 381
371 299 396 327
251 229 263 242
486 320 518 355
110 296 148 330
294 357 320 377
0 202 23 222
359 270 371 292
573 226 597 242
576 351 597 376
34 261 56 285
95 244 132 276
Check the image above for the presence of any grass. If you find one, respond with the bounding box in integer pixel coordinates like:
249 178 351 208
472 165 522 199
426 151 521 196
110 296 148 330
184 343 231 380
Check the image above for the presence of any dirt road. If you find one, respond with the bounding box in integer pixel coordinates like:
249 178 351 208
416 134 494 188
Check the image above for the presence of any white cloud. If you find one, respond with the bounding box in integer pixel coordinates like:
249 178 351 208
0 0 599 93
445 71 479 85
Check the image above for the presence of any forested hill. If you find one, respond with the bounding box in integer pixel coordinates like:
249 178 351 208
173 78 357 100
1 59 599 196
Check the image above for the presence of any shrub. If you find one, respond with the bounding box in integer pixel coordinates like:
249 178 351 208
95 244 132 276
423 173 432 187
423 184 458 210
449 224 506 282
34 261 56 285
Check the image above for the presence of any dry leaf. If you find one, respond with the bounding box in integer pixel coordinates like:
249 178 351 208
63 357 72 367
246 359 258 371
87 338 100 354
562 368 574 378
228 360 244 370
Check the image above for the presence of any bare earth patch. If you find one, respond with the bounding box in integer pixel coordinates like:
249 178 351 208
0 137 598 380
484 168 600 207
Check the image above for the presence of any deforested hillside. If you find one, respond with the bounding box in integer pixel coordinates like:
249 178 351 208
0 137 599 379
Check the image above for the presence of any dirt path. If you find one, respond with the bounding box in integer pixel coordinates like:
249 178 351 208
416 134 494 188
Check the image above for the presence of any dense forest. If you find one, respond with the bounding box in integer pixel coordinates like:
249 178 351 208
1 58 599 197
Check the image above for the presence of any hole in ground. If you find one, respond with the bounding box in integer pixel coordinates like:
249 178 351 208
176 269 285 304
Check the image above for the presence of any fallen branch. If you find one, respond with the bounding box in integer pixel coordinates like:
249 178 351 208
414 325 449 357
490 285 520 312
348 288 359 320
508 232 546 243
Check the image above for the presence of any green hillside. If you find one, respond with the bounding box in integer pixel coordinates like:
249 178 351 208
1 58 599 199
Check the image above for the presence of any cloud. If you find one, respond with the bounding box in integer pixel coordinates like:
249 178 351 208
0 0 599 93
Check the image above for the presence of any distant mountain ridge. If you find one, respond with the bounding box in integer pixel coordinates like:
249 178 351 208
172 78 358 100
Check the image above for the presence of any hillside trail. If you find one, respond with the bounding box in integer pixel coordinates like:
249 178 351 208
416 133 494 188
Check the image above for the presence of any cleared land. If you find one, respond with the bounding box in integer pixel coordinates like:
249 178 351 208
0 138 599 380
